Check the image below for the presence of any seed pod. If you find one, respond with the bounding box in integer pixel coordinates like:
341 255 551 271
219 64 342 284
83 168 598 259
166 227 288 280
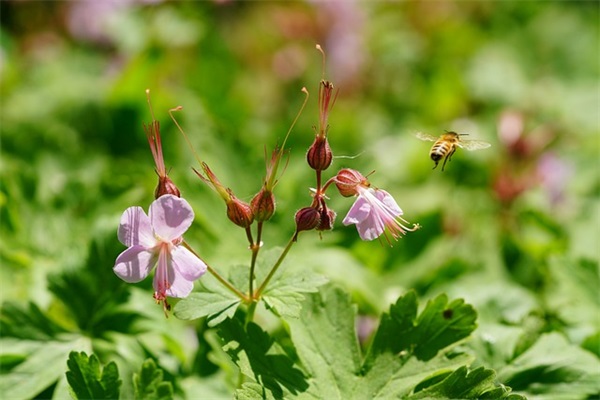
251 188 276 222
307 136 333 171
226 196 254 228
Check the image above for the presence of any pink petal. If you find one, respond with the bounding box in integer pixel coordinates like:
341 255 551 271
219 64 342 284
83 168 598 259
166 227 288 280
152 246 195 299
149 195 194 241
171 246 207 281
118 206 155 247
114 245 156 282
375 190 402 216
356 211 386 241
166 273 195 298
342 196 371 225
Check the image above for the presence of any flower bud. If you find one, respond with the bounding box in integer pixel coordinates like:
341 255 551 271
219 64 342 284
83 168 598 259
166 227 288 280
307 136 333 171
335 168 369 197
251 188 276 222
155 176 181 199
294 207 321 236
316 208 336 231
226 196 254 228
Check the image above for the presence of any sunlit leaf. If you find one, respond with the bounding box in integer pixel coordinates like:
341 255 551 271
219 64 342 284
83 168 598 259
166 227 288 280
173 273 242 326
218 318 308 398
230 284 517 399
261 268 328 318
66 351 121 400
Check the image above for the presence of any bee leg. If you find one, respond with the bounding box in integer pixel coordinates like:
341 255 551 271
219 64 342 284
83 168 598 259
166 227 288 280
432 161 439 170
441 148 457 171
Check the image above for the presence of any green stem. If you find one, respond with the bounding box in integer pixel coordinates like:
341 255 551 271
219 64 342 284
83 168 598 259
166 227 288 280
182 241 248 301
248 222 263 298
253 235 296 299
245 300 258 326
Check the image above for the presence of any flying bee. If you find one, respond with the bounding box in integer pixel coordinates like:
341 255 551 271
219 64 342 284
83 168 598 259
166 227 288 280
416 131 491 171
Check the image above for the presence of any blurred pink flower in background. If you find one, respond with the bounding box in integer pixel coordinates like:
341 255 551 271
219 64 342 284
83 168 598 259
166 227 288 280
494 109 570 208
67 0 163 44
537 152 573 207
313 0 367 90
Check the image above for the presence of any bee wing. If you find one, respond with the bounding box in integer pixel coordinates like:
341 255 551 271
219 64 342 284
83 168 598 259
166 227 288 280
457 140 492 151
415 132 438 142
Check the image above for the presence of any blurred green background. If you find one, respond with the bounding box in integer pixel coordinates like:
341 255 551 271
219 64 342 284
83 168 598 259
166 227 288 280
1 0 598 398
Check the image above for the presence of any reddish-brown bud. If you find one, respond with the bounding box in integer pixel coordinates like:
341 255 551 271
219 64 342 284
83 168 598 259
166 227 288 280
155 176 181 199
307 136 333 171
334 168 369 197
251 188 276 222
316 208 336 231
226 196 254 228
294 207 321 237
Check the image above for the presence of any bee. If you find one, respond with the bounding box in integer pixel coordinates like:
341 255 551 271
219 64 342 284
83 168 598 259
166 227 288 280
416 131 491 171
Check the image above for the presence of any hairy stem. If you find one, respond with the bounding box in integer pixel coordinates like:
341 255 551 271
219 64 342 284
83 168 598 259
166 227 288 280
248 222 263 298
253 235 295 299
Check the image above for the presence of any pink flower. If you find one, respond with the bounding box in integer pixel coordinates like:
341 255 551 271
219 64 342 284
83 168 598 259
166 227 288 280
342 186 419 243
114 195 207 304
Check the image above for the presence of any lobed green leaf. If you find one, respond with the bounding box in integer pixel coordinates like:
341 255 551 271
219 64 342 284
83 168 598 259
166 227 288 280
133 358 173 400
65 351 122 400
173 273 242 326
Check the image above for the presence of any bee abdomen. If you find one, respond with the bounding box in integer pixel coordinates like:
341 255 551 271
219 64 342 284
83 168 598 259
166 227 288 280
430 141 450 160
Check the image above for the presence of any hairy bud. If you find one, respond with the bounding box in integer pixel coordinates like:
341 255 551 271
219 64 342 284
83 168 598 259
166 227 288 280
307 136 333 171
155 176 181 199
294 207 321 240
251 188 276 222
316 208 336 231
335 168 369 197
227 196 254 228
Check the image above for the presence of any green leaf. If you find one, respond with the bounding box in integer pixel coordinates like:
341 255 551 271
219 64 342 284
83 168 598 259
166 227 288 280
65 351 122 400
261 268 328 318
217 318 309 398
173 273 242 326
544 256 599 332
0 339 76 400
229 284 516 399
408 366 525 399
581 331 600 358
46 238 140 336
247 246 328 318
498 332 600 400
364 290 478 364
133 358 173 400
282 284 361 399
0 301 68 340
358 350 475 398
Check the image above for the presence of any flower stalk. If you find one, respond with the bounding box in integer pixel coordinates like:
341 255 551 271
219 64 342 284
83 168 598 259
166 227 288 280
253 235 296 300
